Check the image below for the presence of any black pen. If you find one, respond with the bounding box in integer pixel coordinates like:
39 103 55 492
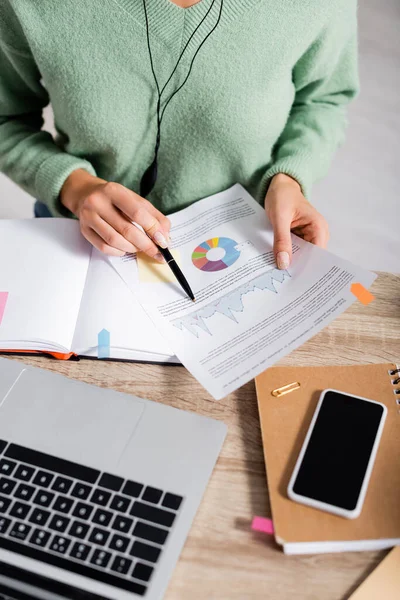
133 222 195 301
139 166 194 301
156 245 195 302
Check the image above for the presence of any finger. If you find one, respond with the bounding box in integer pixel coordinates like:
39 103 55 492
81 226 126 257
108 184 169 248
97 206 160 256
145 202 171 237
310 222 329 248
268 207 293 270
89 214 139 254
296 220 329 248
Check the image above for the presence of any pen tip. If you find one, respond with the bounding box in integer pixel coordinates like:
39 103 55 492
192 298 196 302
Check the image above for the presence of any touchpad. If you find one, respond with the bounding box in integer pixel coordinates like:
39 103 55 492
0 368 145 472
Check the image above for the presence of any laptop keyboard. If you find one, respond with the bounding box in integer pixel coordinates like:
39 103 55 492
0 439 184 596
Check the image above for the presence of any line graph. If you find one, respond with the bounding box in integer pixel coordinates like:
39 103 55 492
172 268 290 337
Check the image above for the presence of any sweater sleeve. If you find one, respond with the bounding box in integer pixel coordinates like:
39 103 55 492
0 9 96 216
261 3 359 200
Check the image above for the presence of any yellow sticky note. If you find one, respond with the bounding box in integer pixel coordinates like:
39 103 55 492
137 250 182 284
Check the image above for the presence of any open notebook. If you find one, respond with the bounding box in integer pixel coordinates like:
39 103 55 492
0 219 176 362
255 363 400 554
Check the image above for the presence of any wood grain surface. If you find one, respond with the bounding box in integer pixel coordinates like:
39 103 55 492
7 272 400 600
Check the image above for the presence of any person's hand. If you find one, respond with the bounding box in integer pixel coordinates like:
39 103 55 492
60 169 171 260
265 173 329 269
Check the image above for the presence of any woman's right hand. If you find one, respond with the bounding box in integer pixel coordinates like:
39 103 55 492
60 169 171 260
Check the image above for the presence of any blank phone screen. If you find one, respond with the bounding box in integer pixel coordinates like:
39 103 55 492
292 391 384 510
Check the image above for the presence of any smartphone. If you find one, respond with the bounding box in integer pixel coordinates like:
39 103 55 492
287 389 387 519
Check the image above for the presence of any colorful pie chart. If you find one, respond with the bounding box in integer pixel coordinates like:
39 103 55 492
192 237 241 272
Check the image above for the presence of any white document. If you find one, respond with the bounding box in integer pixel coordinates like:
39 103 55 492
110 184 376 399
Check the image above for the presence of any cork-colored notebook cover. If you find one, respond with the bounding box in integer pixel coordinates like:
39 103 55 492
348 546 400 600
255 364 400 547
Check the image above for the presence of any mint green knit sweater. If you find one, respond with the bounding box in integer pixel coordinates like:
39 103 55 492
0 0 358 216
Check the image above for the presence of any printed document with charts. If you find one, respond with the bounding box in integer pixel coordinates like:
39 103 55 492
109 184 376 399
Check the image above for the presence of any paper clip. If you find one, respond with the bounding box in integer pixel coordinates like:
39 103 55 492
271 381 300 398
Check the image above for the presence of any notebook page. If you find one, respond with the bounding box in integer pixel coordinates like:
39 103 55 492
0 219 91 351
71 248 174 358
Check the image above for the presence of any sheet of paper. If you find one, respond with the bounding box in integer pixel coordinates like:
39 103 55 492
110 184 376 399
72 248 174 360
0 219 91 351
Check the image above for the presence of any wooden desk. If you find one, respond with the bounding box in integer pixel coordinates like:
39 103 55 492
9 272 400 600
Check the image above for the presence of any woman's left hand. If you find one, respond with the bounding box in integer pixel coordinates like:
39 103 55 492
265 173 329 270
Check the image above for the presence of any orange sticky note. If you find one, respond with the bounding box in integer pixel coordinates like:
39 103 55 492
350 283 375 305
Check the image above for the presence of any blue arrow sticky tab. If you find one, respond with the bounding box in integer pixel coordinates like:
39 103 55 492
97 329 110 359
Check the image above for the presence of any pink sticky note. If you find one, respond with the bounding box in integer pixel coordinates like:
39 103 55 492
251 516 274 535
0 293 8 325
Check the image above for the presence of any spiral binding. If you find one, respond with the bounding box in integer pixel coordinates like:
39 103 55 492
388 365 400 405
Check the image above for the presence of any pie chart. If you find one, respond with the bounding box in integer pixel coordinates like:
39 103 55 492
192 237 241 272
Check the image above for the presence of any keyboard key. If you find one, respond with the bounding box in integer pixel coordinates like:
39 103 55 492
48 514 70 533
0 459 16 476
71 482 92 500
33 470 54 488
112 514 134 534
0 441 7 454
109 533 130 553
30 528 51 548
122 480 143 498
14 483 35 502
5 444 100 484
0 477 16 495
162 492 183 511
110 554 132 576
9 501 31 520
142 486 163 504
9 522 31 541
90 548 112 569
130 540 161 563
132 562 154 583
90 489 111 507
0 495 11 513
49 534 71 555
0 517 11 534
29 508 50 526
110 494 131 513
68 520 90 540
89 527 109 547
98 473 123 492
53 496 74 514
133 521 169 545
32 489 55 508
14 464 35 482
0 535 147 595
51 476 73 494
93 508 112 527
69 541 91 561
130 501 176 528
72 502 93 520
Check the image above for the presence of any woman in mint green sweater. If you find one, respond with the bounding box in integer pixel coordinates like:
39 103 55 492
0 0 358 268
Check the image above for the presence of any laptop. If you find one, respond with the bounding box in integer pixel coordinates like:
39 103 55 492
0 359 227 600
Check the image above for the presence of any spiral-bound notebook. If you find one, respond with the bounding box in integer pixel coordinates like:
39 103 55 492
255 363 400 554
